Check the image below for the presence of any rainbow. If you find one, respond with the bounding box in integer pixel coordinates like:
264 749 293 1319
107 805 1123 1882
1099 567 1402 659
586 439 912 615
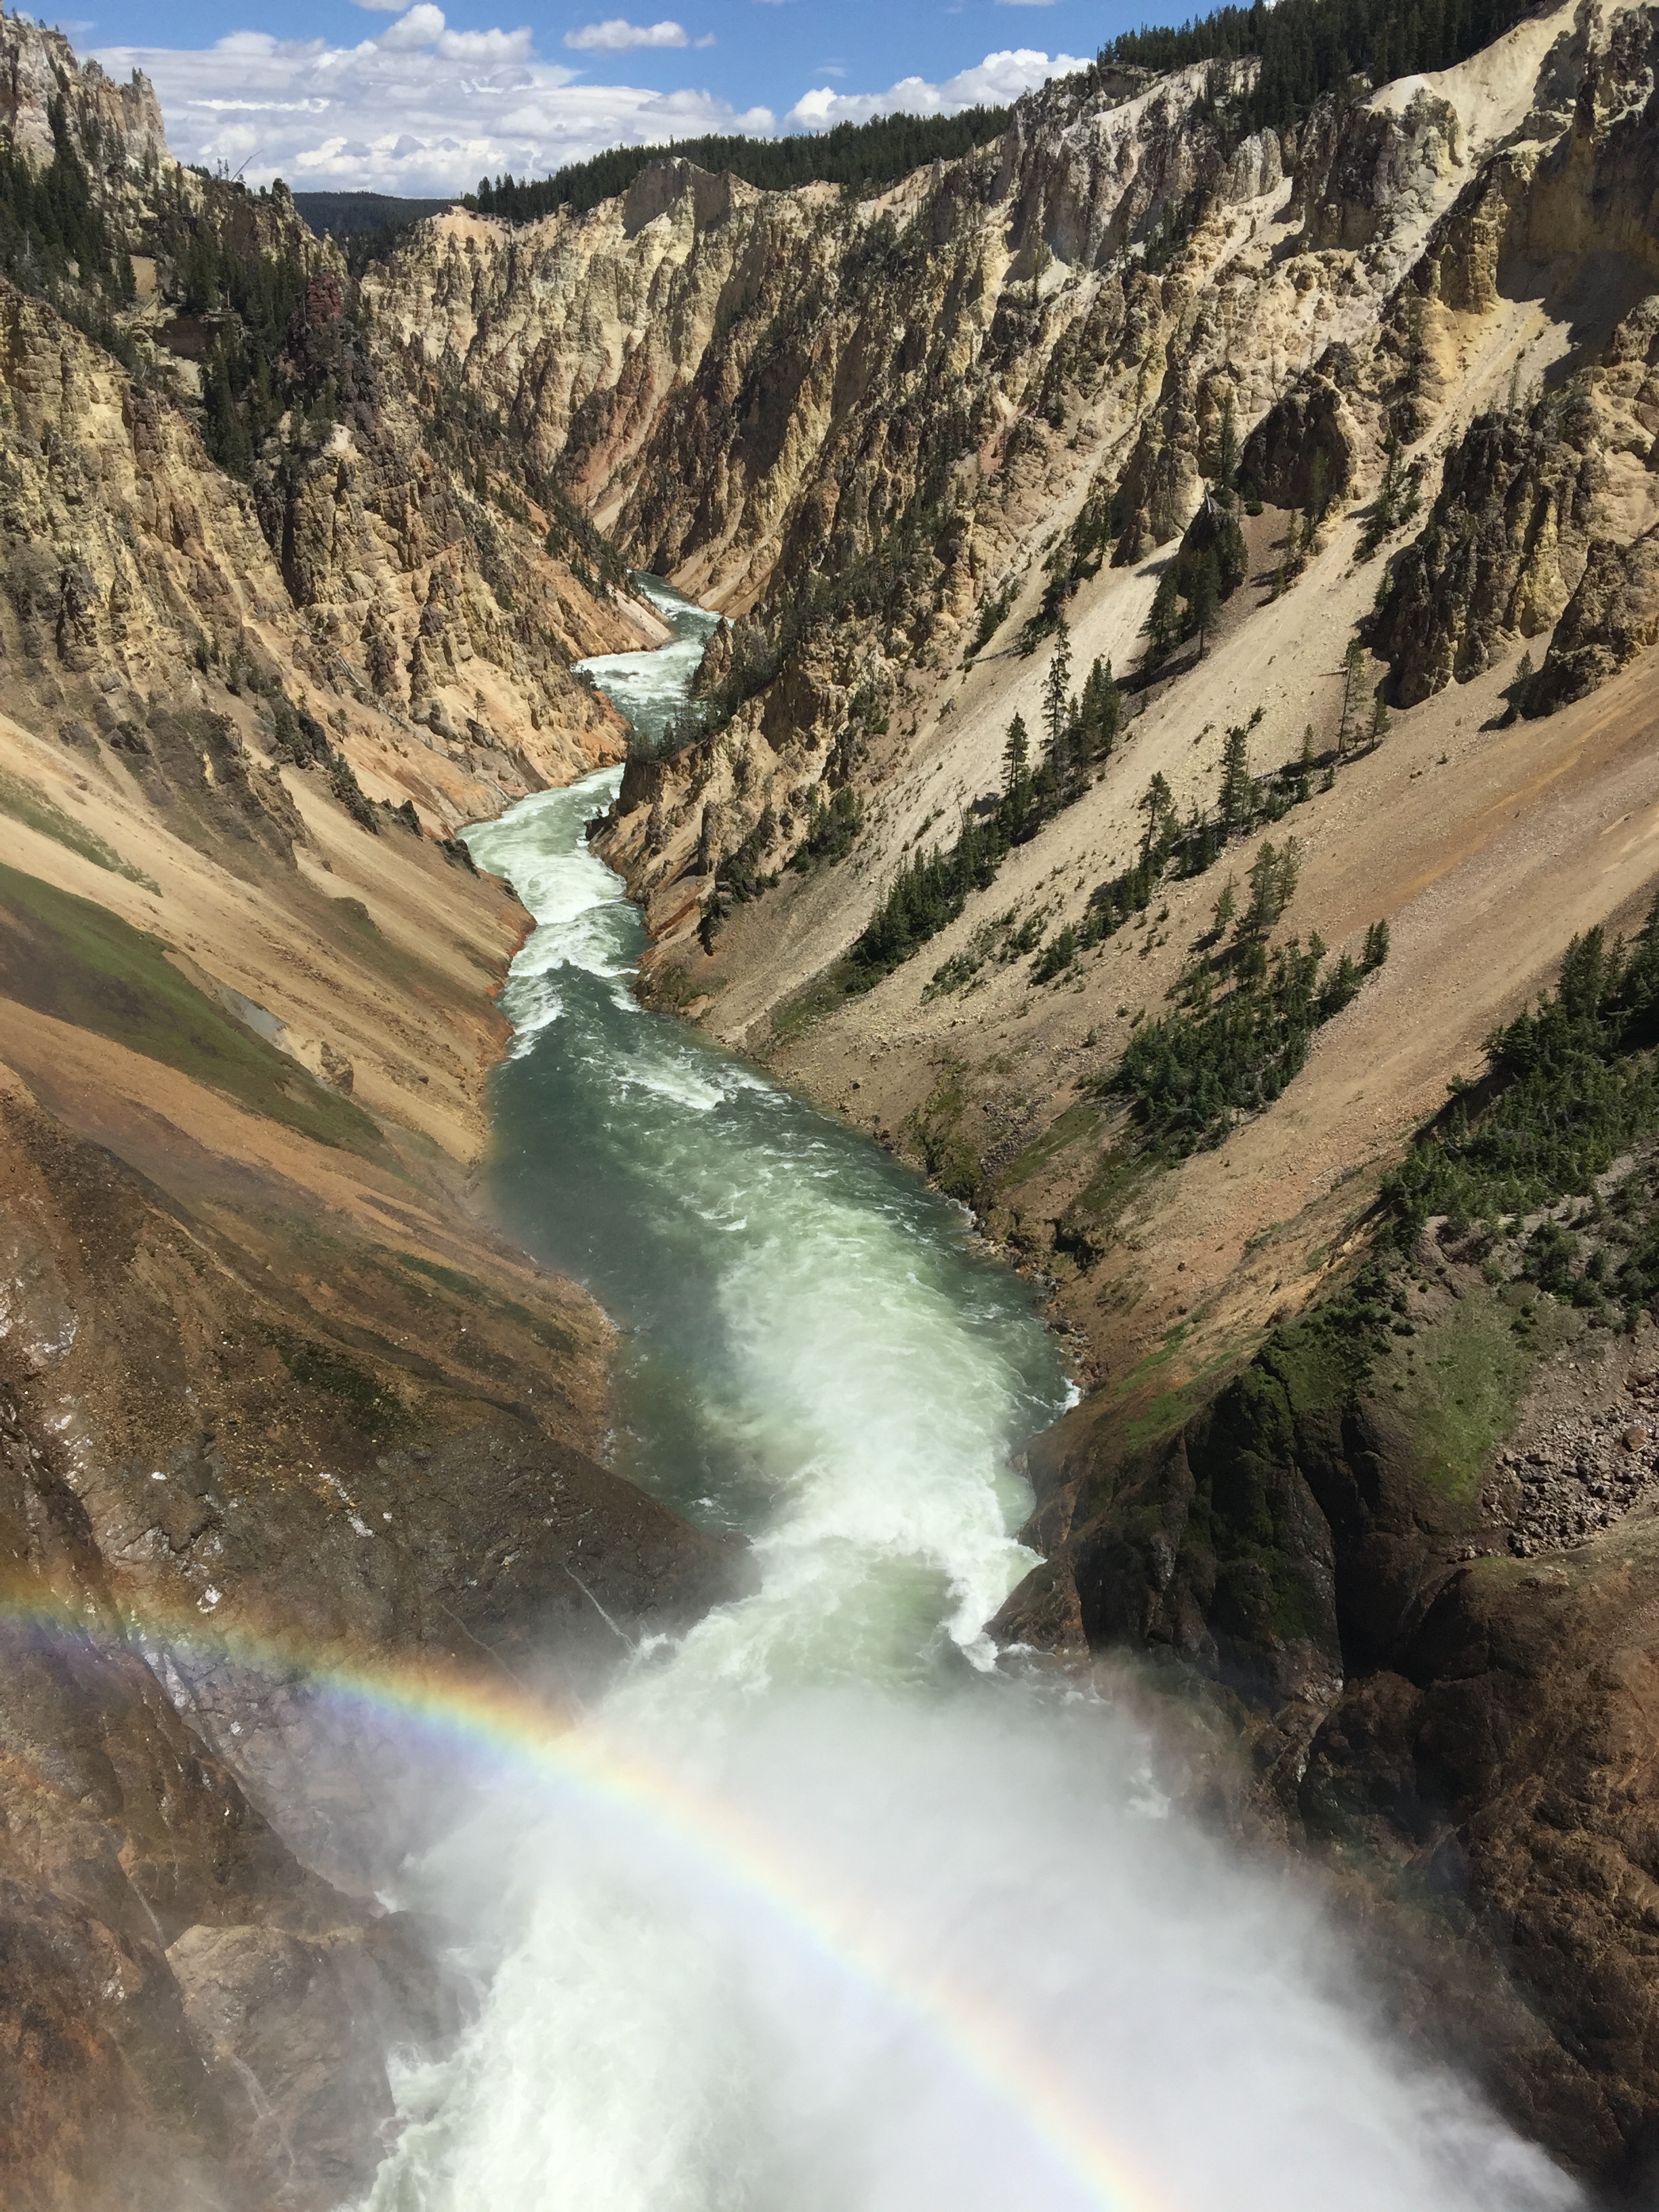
0 1592 1168 2212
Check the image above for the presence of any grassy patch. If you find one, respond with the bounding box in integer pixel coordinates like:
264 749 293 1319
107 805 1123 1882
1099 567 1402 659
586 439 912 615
0 861 382 1155
768 958 866 1045
1109 1324 1258 1454
907 1065 983 1206
1045 1137 1152 1269
329 895 383 937
265 1326 418 1441
1069 1141 1149 1223
0 768 159 893
998 1099 1102 1190
394 1250 577 1356
1371 1288 1559 1503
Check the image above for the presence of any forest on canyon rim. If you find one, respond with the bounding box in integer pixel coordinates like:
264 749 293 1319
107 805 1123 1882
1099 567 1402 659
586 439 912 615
11 0 1659 2199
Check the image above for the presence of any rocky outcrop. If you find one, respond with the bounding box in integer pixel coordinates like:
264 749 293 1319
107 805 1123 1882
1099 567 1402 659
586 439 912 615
0 9 637 822
1240 372 1362 512
0 1370 451 2212
1359 15 1659 709
0 269 626 837
571 3 1654 953
1293 85 1466 254
0 9 165 172
16 0 1659 2195
0 888 748 2197
1528 523 1659 708
0 32 745 2192
1372 397 1605 703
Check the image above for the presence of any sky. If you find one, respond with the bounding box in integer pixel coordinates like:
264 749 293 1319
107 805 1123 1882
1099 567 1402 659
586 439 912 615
67 0 1136 196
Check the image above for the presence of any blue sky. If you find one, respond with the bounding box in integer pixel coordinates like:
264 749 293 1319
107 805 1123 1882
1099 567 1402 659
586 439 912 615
69 0 1151 194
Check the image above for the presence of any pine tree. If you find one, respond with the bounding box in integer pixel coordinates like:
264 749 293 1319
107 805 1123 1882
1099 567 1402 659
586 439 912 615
1297 722 1315 801
1308 450 1331 529
1218 510 1248 591
1242 836 1300 938
1145 569 1183 661
1042 623 1073 762
1063 696 1086 796
1338 638 1366 754
1370 692 1391 743
1218 722 1253 832
1401 289 1429 399
1139 771 1175 855
1191 550 1221 654
1216 394 1238 497
1003 712 1030 794
1212 874 1238 935
1080 657 1122 760
1376 427 1401 527
1359 427 1403 558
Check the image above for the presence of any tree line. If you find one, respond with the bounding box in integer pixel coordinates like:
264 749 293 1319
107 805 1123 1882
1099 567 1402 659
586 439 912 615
0 95 137 363
1101 0 1534 135
176 216 312 480
1383 911 1659 1307
466 108 1012 225
1107 903 1388 1155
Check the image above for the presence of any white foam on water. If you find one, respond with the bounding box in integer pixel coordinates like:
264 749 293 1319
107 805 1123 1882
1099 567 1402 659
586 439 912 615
574 574 724 756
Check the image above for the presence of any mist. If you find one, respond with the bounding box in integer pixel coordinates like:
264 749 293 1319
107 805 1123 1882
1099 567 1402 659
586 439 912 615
359 1674 1579 2212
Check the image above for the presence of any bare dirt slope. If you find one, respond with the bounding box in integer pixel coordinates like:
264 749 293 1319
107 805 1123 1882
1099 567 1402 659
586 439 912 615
755 520 1659 1401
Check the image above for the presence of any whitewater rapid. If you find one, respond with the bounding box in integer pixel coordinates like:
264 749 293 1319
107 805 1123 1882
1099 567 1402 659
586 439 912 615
362 581 1579 2212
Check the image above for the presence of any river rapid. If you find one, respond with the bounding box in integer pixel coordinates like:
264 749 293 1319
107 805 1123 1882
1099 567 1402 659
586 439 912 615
363 579 1578 2212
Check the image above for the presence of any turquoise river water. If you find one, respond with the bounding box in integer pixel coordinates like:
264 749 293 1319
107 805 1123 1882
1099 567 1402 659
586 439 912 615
362 578 1579 2212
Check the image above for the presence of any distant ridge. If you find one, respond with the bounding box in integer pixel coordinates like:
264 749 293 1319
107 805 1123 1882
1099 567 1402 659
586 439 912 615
293 190 457 234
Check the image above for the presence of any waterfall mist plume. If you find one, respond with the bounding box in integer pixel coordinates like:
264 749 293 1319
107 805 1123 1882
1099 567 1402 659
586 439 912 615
360 1677 1579 2212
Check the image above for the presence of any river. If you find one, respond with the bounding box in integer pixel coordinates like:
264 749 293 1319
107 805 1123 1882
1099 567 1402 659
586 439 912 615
362 579 1578 2212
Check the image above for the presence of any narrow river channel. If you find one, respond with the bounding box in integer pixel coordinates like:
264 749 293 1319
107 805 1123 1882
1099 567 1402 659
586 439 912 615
363 579 1577 2212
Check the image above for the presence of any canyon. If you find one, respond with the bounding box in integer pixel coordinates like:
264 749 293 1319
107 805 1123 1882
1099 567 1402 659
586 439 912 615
8 0 1659 2198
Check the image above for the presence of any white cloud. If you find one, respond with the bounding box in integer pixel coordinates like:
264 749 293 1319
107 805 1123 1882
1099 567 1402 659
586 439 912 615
93 19 776 194
784 46 1084 131
564 18 689 49
996 0 1058 7
91 23 1071 198
439 24 534 60
213 28 281 56
377 4 445 50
